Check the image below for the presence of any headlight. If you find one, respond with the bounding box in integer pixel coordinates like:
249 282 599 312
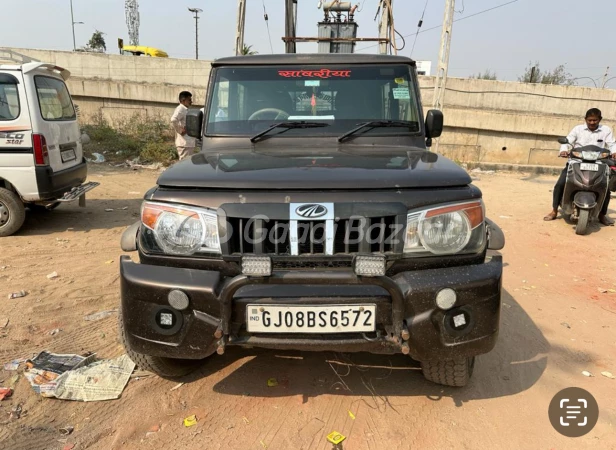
141 202 220 255
404 201 485 255
582 151 600 160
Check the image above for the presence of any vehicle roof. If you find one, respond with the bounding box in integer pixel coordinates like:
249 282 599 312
0 62 70 80
212 53 416 67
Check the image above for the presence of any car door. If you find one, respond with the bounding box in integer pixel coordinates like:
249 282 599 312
23 66 83 174
0 68 40 199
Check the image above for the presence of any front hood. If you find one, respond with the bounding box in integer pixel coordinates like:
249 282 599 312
157 146 471 190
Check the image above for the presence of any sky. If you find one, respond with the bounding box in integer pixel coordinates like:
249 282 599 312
2 0 616 86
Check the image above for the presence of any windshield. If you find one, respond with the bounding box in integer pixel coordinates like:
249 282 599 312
206 64 421 138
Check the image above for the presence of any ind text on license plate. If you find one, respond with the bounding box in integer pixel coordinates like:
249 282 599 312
580 163 599 171
246 305 376 333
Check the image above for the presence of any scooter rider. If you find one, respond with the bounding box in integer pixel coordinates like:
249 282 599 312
544 108 615 226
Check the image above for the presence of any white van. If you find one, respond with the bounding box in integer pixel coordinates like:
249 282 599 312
0 62 98 237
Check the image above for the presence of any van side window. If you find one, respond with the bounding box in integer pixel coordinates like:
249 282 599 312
34 76 76 121
0 77 20 121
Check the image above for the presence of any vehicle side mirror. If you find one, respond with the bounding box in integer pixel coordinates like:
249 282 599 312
186 109 203 139
557 137 569 145
425 109 444 139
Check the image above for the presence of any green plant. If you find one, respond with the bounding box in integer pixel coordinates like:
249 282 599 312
81 111 176 164
140 142 178 164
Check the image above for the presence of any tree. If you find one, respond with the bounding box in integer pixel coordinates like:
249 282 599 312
518 62 574 86
241 44 258 56
471 70 497 81
85 30 107 53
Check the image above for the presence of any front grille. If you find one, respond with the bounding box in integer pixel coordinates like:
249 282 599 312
272 260 352 270
226 215 400 256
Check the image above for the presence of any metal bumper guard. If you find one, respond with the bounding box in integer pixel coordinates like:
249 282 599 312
120 255 503 361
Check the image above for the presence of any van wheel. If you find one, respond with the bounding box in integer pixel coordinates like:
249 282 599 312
0 188 26 237
420 357 475 387
118 312 205 378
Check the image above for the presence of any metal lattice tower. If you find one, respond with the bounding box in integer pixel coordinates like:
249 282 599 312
125 0 140 46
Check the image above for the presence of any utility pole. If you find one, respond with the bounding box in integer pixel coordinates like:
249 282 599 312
235 0 247 56
432 0 455 152
285 0 298 54
378 0 392 55
70 0 84 51
188 7 203 59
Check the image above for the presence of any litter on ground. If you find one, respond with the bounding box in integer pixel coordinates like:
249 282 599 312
24 351 135 401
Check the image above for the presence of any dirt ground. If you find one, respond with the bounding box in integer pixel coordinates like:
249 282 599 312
1 164 615 450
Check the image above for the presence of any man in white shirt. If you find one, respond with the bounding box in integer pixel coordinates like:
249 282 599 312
170 91 196 161
544 108 615 225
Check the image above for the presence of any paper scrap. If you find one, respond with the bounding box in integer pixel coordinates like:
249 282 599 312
0 387 13 401
582 371 593 377
24 351 134 401
348 410 356 420
47 272 59 280
50 355 135 401
260 440 267 448
601 371 615 379
327 431 346 445
8 291 27 299
184 415 198 427
170 382 184 391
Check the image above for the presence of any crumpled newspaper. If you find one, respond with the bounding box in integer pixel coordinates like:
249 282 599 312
24 351 135 401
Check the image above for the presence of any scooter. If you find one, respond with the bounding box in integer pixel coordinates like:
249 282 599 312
558 137 612 235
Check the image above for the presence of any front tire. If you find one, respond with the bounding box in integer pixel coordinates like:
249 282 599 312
0 188 26 237
118 312 205 378
421 357 475 387
575 209 590 235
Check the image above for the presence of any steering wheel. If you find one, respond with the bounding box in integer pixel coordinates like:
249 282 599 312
248 108 290 121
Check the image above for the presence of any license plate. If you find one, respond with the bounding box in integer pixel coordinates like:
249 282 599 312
580 163 599 171
61 149 76 162
246 304 376 333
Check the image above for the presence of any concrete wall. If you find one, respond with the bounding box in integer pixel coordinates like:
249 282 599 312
5 47 616 165
5 47 212 87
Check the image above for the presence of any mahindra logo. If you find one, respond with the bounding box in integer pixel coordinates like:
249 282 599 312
296 204 328 218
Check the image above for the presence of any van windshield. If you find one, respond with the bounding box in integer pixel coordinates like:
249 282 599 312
206 64 421 138
34 76 76 121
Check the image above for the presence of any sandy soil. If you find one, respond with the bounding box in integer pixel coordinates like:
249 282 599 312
0 165 615 450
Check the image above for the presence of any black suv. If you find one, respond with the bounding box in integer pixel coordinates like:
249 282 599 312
119 54 505 387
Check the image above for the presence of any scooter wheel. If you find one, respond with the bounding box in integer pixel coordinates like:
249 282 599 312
575 209 590 235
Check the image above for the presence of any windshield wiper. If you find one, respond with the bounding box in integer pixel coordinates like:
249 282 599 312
250 121 330 143
338 120 417 142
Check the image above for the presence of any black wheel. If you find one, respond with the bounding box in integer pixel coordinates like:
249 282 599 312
118 312 205 378
28 202 60 213
0 188 26 237
420 357 475 387
575 209 589 235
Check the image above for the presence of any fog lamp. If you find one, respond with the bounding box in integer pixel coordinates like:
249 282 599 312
353 255 386 277
242 256 272 277
435 288 457 310
168 290 190 311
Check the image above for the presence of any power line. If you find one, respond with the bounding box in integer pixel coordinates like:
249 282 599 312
357 0 520 52
262 0 274 54
410 0 430 57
